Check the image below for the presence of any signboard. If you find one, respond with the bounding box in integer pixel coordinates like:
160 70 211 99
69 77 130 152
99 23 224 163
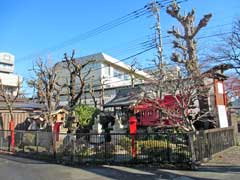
218 82 224 94
218 105 228 128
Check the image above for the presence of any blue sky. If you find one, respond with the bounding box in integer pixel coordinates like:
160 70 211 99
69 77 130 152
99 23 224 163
0 0 239 87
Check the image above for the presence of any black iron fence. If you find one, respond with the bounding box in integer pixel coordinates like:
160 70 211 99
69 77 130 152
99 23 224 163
0 127 235 165
0 130 192 165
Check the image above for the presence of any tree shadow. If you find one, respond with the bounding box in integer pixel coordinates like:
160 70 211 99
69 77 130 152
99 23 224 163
199 165 240 173
1 153 239 179
80 165 219 180
0 154 48 165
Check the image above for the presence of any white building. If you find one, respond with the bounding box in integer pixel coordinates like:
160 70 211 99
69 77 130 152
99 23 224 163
55 52 153 107
0 52 22 95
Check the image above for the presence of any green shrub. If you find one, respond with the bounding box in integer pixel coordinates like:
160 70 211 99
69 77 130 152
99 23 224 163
22 132 36 146
138 140 169 160
138 139 168 149
92 143 115 159
74 105 100 128
118 136 132 153
75 144 92 157
117 136 189 161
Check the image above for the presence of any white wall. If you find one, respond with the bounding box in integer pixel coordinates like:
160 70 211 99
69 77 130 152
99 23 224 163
0 52 14 73
0 73 20 86
55 53 152 107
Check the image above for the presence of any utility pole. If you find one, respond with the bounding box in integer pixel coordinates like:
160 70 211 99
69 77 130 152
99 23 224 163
150 0 164 98
151 0 164 67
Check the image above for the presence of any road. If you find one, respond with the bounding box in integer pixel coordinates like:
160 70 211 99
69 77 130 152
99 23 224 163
0 154 240 180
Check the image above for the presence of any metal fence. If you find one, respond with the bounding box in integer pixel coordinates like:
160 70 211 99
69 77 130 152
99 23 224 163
0 130 54 160
0 127 235 165
0 130 192 165
0 112 30 130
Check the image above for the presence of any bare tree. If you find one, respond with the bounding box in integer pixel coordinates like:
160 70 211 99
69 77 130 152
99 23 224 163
142 65 215 132
29 59 62 123
166 1 212 76
0 78 22 121
215 19 240 75
161 72 214 131
167 2 212 128
28 77 45 104
88 75 97 107
149 0 165 99
99 78 105 111
129 58 141 88
63 50 95 110
149 59 171 98
224 76 240 104
134 1 215 131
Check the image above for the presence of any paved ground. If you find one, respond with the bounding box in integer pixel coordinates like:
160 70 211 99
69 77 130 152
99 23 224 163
0 147 240 180
204 146 240 166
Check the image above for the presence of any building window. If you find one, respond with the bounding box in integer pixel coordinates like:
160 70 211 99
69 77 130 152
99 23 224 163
113 69 123 79
103 64 111 77
124 73 129 80
3 54 10 61
0 63 12 70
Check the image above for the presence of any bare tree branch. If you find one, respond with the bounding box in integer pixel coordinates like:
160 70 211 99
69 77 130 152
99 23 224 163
0 78 22 120
64 50 95 109
166 1 212 76
29 58 63 123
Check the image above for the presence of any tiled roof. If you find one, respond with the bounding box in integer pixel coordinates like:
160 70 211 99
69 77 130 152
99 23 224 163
0 102 44 110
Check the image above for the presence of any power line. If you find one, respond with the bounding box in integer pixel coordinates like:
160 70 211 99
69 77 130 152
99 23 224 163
18 3 154 62
69 31 234 88
24 0 233 78
105 22 233 58
82 22 234 60
60 44 156 77
197 32 231 39
201 22 233 31
18 0 188 62
108 35 172 57
102 33 155 52
81 56 231 91
61 30 235 70
57 30 233 87
70 54 230 92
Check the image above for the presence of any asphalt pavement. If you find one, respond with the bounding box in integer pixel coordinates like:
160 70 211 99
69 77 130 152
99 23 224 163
0 154 239 180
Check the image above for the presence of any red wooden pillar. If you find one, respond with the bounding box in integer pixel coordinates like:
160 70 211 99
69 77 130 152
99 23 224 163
53 122 62 141
214 79 228 128
129 116 137 158
131 136 136 158
9 120 15 152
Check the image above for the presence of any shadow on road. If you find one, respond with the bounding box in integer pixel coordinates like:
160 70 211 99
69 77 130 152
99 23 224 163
0 154 48 165
0 153 239 180
199 165 240 173
81 165 219 180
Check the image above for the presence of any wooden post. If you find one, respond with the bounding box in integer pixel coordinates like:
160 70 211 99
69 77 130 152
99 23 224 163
232 115 239 145
188 132 197 169
71 136 75 164
52 131 56 160
131 135 136 158
36 131 39 154
9 120 15 152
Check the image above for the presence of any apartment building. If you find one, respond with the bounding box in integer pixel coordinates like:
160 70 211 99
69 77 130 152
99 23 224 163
55 52 153 107
0 52 21 96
